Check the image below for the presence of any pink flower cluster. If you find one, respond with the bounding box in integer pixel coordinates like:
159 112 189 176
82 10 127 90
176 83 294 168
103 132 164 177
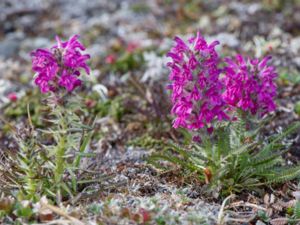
167 32 228 131
167 33 277 131
31 35 90 93
223 55 277 116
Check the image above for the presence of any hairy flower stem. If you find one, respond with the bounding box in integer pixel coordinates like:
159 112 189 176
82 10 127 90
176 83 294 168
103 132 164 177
21 146 37 199
54 125 66 184
54 136 66 203
25 162 37 199
50 95 68 203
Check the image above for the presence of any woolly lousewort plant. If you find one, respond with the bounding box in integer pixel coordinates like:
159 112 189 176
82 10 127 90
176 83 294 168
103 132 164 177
29 35 91 202
160 32 300 194
167 33 278 134
167 32 229 135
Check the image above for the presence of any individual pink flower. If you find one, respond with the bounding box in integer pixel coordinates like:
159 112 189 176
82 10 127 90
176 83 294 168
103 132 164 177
223 55 277 116
105 54 117 64
166 32 228 131
31 35 90 93
126 42 139 53
7 92 18 102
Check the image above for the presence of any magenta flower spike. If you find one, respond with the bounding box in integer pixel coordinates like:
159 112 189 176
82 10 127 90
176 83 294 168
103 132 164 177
166 32 228 131
223 55 277 116
31 35 90 93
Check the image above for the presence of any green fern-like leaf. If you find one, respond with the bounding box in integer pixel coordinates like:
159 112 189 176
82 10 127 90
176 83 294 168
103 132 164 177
251 151 283 168
146 116 300 195
216 126 231 157
294 201 300 219
264 165 300 184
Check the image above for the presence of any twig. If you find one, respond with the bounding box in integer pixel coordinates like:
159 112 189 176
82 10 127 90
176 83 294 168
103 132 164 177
217 194 235 225
225 215 256 223
227 201 267 211
70 180 127 204
27 103 34 130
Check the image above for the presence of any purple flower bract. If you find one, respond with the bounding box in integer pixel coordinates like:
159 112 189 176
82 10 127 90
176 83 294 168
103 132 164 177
167 32 228 131
223 55 277 116
31 35 90 93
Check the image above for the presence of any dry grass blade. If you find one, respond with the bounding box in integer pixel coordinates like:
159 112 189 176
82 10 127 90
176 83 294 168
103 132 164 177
41 203 84 225
33 219 78 225
217 194 235 225
270 218 289 225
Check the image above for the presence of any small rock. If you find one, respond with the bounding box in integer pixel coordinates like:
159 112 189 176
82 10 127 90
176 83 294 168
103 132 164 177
0 37 21 58
208 33 239 48
291 37 300 54
292 57 300 67
22 37 50 51
256 220 266 225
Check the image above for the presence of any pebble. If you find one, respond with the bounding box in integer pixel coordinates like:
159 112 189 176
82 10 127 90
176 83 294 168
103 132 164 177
256 220 266 225
0 32 24 58
208 33 239 48
291 37 300 54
